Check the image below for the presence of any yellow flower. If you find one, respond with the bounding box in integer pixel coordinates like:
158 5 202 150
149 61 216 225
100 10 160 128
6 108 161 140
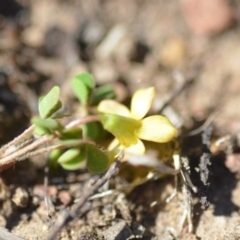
98 87 177 155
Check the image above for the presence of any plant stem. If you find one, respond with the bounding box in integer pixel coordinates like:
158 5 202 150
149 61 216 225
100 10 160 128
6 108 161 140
65 115 99 129
16 140 89 162
0 125 35 156
0 135 54 168
0 115 99 170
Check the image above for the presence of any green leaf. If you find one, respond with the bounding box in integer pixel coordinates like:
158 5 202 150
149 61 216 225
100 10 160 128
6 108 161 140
82 122 106 141
86 144 109 173
75 73 95 89
38 86 62 119
60 128 82 140
49 149 63 161
48 149 63 169
33 126 51 136
71 73 95 104
58 147 86 170
57 139 84 148
51 113 71 119
91 84 116 105
31 117 62 132
58 148 82 164
60 156 85 170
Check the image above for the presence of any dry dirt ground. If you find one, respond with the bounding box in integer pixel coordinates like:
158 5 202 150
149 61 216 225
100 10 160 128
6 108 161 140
1 0 240 239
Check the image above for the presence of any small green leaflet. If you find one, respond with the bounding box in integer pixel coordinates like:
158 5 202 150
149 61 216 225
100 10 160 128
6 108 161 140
58 147 86 170
86 144 110 173
71 73 95 105
38 86 62 119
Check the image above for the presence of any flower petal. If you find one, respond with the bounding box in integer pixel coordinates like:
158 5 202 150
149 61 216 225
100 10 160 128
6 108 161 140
100 113 141 147
136 115 177 143
130 87 155 120
98 99 130 117
108 138 121 152
108 138 125 161
126 139 146 155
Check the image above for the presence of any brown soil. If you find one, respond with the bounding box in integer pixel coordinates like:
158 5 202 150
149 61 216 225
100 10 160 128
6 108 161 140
1 0 240 239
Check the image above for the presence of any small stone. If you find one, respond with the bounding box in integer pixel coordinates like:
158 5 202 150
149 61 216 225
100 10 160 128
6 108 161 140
103 221 133 240
42 225 48 231
181 0 235 36
32 185 45 197
12 187 29 208
42 26 66 57
225 154 240 175
112 36 134 62
91 60 119 84
58 190 72 206
77 19 106 46
48 185 58 196
95 25 127 60
33 184 57 198
37 199 55 216
159 37 187 67
78 232 99 240
21 26 44 47
0 215 6 227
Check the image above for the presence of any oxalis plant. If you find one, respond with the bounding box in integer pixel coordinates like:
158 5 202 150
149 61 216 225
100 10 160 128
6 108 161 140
0 72 177 238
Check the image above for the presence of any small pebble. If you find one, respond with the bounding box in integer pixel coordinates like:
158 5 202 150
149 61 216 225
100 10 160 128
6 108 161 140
58 190 72 206
91 61 118 84
181 0 235 35
159 37 187 67
12 187 29 208
33 184 57 197
95 25 127 60
21 26 44 47
225 154 240 175
0 215 6 227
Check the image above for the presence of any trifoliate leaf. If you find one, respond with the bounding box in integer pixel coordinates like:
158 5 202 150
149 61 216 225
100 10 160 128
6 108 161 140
38 86 62 119
71 73 95 104
86 144 109 173
91 84 116 105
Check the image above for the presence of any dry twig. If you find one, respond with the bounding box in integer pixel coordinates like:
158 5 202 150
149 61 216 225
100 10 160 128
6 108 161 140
0 227 25 240
199 125 213 209
47 152 123 240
